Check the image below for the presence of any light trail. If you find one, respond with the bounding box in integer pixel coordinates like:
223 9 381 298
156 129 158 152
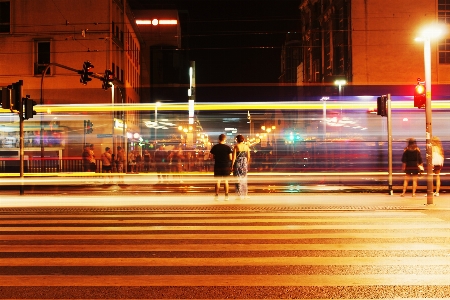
1 101 449 114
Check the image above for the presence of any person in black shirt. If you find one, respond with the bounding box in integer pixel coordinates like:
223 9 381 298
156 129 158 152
401 138 423 197
210 134 232 200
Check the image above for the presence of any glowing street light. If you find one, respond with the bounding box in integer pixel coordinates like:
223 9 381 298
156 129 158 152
334 79 347 97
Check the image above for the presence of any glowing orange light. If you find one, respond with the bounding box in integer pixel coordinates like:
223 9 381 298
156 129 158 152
416 84 425 94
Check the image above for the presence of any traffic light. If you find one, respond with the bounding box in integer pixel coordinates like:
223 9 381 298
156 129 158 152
23 96 37 120
414 82 426 108
85 119 93 134
377 95 387 117
10 80 23 111
1 87 10 109
80 61 94 85
102 69 114 90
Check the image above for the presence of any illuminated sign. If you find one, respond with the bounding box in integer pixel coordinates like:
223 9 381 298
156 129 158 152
136 19 178 25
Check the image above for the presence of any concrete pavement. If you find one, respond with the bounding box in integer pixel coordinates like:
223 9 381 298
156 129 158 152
0 189 449 210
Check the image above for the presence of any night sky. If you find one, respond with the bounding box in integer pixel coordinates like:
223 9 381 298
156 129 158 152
128 0 301 84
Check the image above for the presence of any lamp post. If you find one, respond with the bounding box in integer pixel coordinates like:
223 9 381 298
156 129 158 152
415 24 444 205
154 101 161 146
334 79 346 97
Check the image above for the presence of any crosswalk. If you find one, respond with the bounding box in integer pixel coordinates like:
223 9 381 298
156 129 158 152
1 208 450 299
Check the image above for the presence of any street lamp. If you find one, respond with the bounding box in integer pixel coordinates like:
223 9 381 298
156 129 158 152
334 79 346 97
415 24 445 204
154 101 161 145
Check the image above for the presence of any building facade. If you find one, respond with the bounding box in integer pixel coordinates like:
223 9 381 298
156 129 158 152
0 0 142 169
298 0 450 94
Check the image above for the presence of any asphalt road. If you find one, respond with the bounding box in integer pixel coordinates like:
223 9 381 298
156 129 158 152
0 203 450 299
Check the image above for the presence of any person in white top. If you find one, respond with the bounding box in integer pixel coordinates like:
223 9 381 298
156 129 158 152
231 134 251 200
431 136 445 197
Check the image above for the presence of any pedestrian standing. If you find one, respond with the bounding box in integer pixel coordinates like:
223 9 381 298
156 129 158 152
82 144 91 172
89 144 96 172
401 138 423 197
116 146 125 173
431 136 445 196
115 146 125 184
231 134 251 200
154 145 168 182
143 150 151 172
128 150 136 173
210 134 232 200
101 147 113 183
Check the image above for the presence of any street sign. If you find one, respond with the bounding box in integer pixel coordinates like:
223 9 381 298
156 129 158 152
97 134 113 138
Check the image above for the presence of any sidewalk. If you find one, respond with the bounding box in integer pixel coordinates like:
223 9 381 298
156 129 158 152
1 191 449 210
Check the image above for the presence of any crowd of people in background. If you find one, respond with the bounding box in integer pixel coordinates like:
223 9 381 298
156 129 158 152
82 134 444 199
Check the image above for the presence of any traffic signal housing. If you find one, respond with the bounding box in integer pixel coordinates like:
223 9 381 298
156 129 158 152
23 97 37 120
414 82 426 108
1 87 10 109
80 61 94 85
377 95 388 117
85 120 93 134
10 80 23 111
102 69 114 90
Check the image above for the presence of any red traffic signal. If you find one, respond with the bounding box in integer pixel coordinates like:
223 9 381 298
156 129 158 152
414 82 426 108
80 61 94 85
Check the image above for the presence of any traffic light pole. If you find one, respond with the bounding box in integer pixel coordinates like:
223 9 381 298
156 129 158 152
424 38 433 205
387 94 393 195
19 95 25 195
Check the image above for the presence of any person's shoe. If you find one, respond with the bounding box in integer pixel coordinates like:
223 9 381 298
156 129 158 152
412 193 416 197
434 192 440 197
400 193 405 197
224 194 229 201
214 194 219 201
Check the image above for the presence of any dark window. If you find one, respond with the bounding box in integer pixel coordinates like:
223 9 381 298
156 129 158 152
438 0 450 63
0 1 10 33
35 41 51 75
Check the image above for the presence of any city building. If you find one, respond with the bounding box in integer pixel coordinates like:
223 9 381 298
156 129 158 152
0 0 142 170
298 0 450 96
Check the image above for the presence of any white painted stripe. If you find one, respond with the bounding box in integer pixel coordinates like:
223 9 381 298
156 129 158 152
2 223 449 231
1 257 449 267
2 231 449 240
0 217 443 224
2 242 449 252
0 211 428 219
0 274 449 286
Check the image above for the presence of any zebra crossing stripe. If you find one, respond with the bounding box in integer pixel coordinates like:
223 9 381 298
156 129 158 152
0 274 449 286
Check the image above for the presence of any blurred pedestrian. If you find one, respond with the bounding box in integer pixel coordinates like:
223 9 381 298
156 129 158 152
128 149 136 173
101 147 113 183
82 144 91 172
89 144 96 172
401 138 423 197
135 150 142 173
115 146 125 184
232 134 251 200
116 146 125 173
169 144 184 182
431 136 445 196
154 145 168 182
210 134 232 200
143 150 151 172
